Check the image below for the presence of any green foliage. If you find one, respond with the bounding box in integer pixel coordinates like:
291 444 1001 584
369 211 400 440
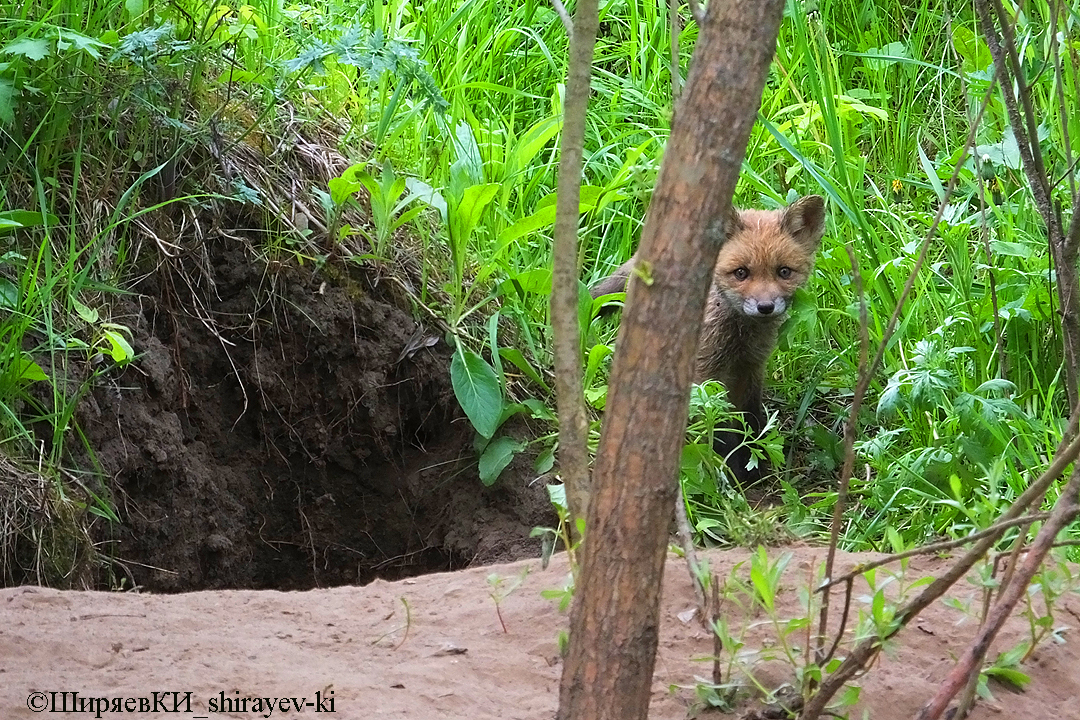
7 0 1080 559
451 346 503 438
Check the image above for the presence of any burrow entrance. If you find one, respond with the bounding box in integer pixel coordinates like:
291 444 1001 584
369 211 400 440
82 238 552 592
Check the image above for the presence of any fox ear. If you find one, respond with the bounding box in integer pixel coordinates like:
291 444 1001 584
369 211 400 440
722 203 743 238
781 195 825 252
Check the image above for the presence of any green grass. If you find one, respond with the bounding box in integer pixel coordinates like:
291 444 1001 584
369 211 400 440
2 0 1078 562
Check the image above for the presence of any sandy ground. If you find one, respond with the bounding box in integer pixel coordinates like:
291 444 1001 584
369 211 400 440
3 546 1079 720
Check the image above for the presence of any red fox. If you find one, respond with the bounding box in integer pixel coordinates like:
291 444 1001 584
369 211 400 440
591 195 825 473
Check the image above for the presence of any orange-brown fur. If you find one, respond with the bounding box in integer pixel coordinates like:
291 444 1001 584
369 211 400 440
591 195 825 443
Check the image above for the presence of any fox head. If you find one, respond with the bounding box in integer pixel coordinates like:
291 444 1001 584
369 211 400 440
712 195 826 319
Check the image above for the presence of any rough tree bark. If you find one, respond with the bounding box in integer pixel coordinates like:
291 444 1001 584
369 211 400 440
551 0 600 536
555 2 786 719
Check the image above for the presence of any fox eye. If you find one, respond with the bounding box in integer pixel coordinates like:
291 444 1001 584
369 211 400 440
733 267 749 281
778 266 792 279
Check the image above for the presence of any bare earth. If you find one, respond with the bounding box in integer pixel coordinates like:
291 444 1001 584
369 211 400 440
3 546 1079 720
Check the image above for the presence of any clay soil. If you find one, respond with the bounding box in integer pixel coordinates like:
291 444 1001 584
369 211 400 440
59 235 554 592
4 546 1079 720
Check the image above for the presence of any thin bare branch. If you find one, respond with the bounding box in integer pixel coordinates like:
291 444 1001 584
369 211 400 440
915 469 1080 720
816 512 1052 593
550 0 574 38
984 0 1049 211
815 77 996 666
688 0 705 26
670 0 682 101
675 493 708 628
551 0 600 540
1050 0 1076 205
976 0 1080 410
799 428 1080 719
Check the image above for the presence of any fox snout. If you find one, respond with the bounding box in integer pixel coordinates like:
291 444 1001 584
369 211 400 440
742 296 785 317
718 288 789 318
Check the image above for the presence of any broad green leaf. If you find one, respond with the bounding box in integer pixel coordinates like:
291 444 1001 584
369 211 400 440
501 268 552 297
12 353 47 382
455 183 500 238
975 378 1016 394
498 204 557 246
862 41 909 71
74 300 99 323
450 119 485 187
952 26 991 71
835 685 861 707
989 240 1033 258
521 398 555 420
886 526 904 553
3 38 51 61
872 588 885 623
584 343 612 387
578 280 594 333
487 311 504 385
390 205 425 232
534 445 555 474
125 0 147 18
547 483 567 512
984 666 1031 689
585 385 607 409
0 278 17 309
104 329 134 362
498 347 551 392
328 175 363 207
0 209 57 231
918 142 944 202
450 348 503 438
978 127 1022 170
512 114 563 171
750 562 774 611
0 78 14 125
404 177 447 223
479 435 525 486
535 186 601 212
60 30 109 58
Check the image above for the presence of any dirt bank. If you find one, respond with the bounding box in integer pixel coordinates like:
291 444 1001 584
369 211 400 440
78 238 552 592
3 546 1077 719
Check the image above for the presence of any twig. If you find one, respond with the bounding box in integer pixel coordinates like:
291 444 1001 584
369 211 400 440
799 429 1080 720
819 577 853 667
1050 0 1076 205
816 512 1052 592
688 0 705 26
976 0 1080 410
915 468 1080 720
947 8 1008 381
815 78 996 665
670 0 682 102
711 574 723 686
551 0 600 540
675 491 709 628
551 0 574 38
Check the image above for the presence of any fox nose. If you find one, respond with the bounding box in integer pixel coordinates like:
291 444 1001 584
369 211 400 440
756 300 775 315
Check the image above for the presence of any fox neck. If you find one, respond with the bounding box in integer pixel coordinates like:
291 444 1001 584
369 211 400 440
695 296 783 418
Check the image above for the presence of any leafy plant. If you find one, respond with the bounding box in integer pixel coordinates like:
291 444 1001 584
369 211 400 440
487 566 530 633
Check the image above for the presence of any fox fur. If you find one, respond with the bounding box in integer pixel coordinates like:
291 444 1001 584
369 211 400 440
591 195 826 457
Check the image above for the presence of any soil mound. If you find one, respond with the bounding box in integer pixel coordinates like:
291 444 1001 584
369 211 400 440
80 239 551 591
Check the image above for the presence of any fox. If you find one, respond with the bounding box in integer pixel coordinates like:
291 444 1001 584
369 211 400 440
591 194 826 475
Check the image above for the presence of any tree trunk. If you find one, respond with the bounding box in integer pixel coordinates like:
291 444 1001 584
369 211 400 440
552 0 601 538
555 2 786 719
